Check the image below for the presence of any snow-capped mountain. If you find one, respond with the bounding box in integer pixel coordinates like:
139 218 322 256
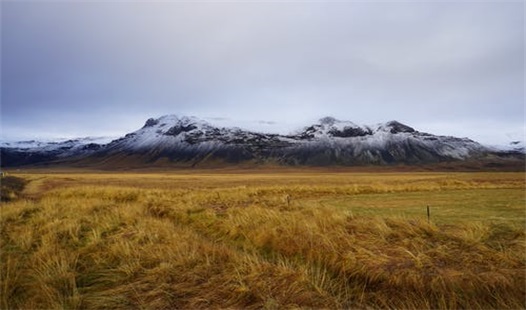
280 117 489 165
0 137 114 167
0 136 113 151
1 115 522 168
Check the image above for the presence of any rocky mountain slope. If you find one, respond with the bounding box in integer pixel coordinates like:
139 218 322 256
1 115 522 167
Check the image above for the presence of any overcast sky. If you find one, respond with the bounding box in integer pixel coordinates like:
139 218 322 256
1 1 524 145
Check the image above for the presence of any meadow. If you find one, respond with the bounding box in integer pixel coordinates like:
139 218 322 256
1 169 525 309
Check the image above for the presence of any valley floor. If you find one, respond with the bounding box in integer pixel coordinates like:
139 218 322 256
1 169 525 309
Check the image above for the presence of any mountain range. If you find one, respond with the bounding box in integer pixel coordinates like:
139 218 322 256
1 115 524 169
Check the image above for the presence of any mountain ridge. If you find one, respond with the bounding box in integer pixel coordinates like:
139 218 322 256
1 115 523 168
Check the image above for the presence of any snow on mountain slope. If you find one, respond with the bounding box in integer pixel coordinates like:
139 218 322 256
487 140 526 153
0 136 114 154
94 115 490 165
282 118 486 163
0 114 509 167
0 136 116 167
104 115 286 152
106 115 215 150
293 116 372 139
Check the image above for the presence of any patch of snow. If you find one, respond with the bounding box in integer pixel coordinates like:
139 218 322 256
0 136 116 150
486 140 526 153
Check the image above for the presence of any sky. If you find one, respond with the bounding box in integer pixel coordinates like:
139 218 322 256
1 1 524 145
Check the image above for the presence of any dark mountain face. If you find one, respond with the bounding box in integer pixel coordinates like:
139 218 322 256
1 115 522 168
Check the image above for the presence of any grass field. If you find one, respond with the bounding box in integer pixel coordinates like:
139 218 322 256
1 169 525 309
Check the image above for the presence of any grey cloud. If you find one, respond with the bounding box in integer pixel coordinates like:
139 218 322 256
1 1 523 145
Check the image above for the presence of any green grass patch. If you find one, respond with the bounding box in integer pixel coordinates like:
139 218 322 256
312 188 525 226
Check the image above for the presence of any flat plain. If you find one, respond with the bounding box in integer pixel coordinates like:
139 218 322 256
1 169 525 309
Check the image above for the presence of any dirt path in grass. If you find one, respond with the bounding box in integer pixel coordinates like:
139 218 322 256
20 176 50 200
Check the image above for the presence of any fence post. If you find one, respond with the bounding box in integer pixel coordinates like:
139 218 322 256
427 205 430 223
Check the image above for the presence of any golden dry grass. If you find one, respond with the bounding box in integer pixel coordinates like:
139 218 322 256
1 170 525 309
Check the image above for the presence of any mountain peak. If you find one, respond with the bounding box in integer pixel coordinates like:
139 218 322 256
143 118 160 128
298 117 371 139
142 115 212 130
157 114 205 124
319 116 338 125
379 121 415 134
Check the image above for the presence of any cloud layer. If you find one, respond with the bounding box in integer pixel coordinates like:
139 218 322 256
1 1 524 145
